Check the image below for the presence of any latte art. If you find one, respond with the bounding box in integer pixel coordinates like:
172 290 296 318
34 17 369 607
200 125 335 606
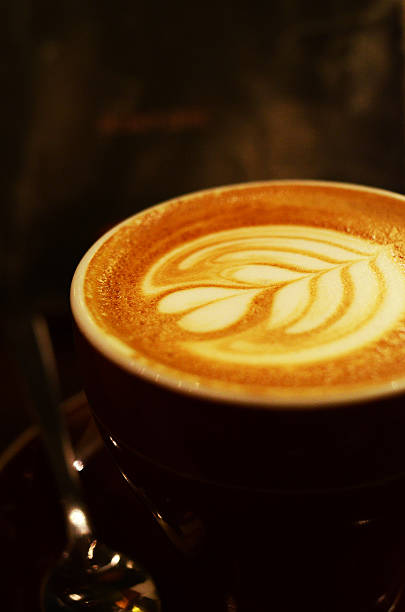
143 226 405 366
79 182 405 398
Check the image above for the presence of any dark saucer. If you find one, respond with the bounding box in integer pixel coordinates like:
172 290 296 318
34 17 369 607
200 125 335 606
0 393 231 612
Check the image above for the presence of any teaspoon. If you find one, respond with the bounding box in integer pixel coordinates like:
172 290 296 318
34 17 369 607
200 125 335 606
13 313 161 612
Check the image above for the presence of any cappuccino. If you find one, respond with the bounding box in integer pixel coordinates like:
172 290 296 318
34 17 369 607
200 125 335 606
77 182 405 401
72 182 405 612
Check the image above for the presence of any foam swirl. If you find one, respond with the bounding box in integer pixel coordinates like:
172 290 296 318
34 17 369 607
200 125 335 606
142 225 405 367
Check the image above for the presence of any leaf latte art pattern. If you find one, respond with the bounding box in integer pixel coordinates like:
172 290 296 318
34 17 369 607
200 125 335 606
142 226 405 367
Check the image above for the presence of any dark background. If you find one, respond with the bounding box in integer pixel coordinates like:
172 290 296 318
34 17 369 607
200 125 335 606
1 0 404 451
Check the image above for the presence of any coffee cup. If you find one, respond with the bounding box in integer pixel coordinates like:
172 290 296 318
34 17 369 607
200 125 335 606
71 181 405 611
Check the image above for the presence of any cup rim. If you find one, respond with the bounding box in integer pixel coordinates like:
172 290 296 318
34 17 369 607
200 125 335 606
70 179 405 410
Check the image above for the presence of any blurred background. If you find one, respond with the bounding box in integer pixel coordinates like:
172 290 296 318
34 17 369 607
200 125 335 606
1 0 404 450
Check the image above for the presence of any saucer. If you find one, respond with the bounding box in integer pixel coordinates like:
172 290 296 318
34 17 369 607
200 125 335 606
0 393 232 612
3 394 405 612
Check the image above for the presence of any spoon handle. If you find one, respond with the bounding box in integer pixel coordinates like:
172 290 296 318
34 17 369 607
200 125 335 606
12 312 92 541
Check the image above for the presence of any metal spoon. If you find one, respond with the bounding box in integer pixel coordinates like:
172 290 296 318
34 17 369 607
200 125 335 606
14 313 161 612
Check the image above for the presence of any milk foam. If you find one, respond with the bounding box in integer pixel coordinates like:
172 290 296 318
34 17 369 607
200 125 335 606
143 225 405 366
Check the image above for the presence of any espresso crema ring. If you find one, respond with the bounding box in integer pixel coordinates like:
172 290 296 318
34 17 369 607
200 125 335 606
78 182 405 398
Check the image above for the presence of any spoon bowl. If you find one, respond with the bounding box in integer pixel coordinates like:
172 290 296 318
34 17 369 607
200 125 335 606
42 535 161 611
